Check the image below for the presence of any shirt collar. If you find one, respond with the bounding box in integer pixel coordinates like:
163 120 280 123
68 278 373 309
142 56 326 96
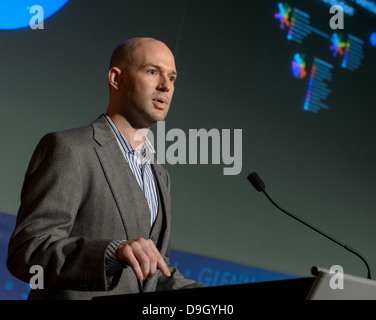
136 136 155 165
103 114 155 163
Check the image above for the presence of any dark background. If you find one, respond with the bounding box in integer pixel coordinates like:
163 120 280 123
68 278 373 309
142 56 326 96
1 0 375 279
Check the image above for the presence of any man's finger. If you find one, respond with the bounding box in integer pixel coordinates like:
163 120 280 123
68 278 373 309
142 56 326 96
121 244 145 280
118 238 171 280
150 245 171 278
137 239 170 278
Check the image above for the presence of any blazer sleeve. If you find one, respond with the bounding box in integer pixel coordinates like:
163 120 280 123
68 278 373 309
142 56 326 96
158 247 206 291
6 132 119 291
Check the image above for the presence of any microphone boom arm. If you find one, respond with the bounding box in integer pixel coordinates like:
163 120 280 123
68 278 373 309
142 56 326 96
262 189 373 280
247 172 373 280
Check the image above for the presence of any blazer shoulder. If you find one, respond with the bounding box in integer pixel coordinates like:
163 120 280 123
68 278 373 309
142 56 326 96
26 123 97 173
37 119 99 150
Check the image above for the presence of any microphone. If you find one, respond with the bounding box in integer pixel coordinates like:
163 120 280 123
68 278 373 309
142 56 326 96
247 172 373 280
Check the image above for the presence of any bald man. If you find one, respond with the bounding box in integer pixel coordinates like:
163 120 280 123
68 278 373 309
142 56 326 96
7 38 203 300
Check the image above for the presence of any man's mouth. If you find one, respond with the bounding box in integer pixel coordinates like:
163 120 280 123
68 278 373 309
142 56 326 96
152 97 168 109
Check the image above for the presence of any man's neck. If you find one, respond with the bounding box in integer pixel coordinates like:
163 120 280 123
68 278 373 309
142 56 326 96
105 112 149 150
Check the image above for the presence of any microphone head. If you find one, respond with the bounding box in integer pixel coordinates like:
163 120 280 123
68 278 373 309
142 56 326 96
247 172 266 192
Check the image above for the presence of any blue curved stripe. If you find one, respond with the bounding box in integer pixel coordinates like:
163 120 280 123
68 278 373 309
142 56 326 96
0 0 69 30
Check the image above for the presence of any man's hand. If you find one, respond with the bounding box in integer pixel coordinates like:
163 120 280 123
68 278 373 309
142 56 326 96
117 238 171 281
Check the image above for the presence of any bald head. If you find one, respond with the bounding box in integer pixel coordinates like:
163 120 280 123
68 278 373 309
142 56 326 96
109 37 173 71
106 37 177 131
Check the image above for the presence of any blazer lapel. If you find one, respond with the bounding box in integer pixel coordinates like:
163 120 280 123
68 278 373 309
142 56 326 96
91 116 151 240
151 164 169 214
151 163 171 251
142 162 172 292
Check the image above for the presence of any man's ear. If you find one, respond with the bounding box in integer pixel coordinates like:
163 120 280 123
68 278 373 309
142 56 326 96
108 67 122 90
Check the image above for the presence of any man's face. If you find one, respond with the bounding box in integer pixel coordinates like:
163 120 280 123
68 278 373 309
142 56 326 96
119 40 177 129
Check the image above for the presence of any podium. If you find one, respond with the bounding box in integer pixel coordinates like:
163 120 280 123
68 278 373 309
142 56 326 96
96 267 376 300
307 267 376 300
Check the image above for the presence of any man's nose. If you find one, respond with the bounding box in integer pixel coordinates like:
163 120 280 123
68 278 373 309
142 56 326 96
157 75 171 92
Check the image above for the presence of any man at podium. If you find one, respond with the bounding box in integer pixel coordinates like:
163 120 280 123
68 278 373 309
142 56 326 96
7 37 203 299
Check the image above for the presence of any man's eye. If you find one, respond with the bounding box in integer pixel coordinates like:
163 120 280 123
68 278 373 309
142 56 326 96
148 69 157 75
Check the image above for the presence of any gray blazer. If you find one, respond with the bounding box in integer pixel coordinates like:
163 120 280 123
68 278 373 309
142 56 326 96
7 115 201 299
